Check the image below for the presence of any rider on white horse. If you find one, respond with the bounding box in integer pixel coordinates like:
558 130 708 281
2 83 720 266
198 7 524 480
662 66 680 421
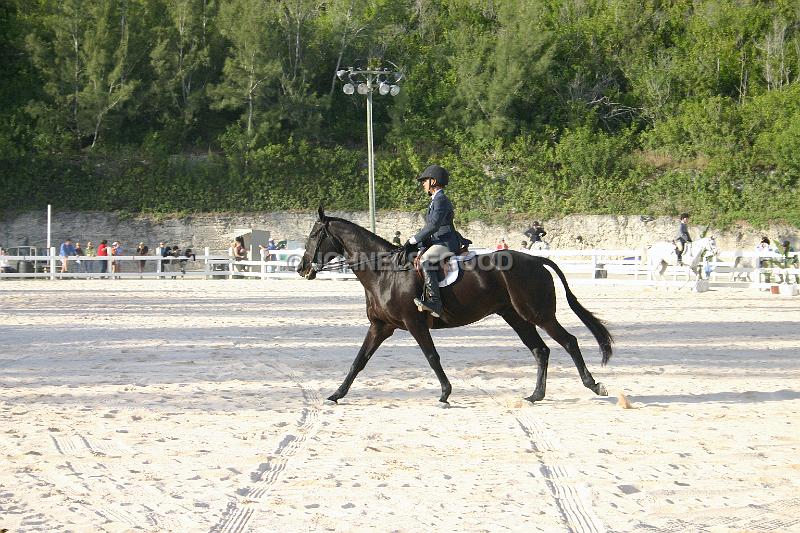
649 236 717 280
675 213 692 265
524 221 547 250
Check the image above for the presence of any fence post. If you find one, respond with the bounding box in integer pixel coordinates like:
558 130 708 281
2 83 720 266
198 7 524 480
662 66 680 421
228 249 234 280
204 247 210 280
49 247 56 281
639 247 646 281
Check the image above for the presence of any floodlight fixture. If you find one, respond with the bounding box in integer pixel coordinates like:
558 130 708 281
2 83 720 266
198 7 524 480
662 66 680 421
336 62 404 233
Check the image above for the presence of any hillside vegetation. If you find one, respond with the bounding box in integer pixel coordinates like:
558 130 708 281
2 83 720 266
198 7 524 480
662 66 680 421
1 0 799 227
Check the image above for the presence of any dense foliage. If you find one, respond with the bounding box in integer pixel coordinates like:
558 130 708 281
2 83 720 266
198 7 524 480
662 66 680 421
2 0 799 227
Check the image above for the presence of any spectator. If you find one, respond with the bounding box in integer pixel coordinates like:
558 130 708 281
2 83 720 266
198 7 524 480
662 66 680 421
755 236 774 267
756 236 772 252
520 241 528 250
85 241 96 274
779 240 799 283
233 238 246 259
135 242 149 274
232 238 247 273
260 240 278 272
0 247 18 274
59 238 76 274
97 240 109 276
495 238 509 250
524 221 547 248
74 242 85 273
154 241 170 274
111 241 123 276
392 231 402 247
258 244 271 271
755 236 778 282
179 247 195 275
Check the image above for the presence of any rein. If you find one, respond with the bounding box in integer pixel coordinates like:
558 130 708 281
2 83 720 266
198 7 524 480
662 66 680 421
311 223 413 273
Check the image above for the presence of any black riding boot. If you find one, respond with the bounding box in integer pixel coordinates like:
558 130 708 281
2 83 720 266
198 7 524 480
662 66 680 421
414 266 443 317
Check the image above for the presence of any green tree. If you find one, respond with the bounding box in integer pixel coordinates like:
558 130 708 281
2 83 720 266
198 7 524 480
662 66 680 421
149 0 218 143
210 0 281 147
25 0 138 150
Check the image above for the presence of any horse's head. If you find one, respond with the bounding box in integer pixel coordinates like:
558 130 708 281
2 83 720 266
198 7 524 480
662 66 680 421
702 236 718 256
297 206 345 280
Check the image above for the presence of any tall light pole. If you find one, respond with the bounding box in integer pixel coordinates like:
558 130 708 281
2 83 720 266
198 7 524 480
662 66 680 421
337 64 402 233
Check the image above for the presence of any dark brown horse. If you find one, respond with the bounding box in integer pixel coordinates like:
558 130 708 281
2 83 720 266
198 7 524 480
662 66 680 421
297 208 613 404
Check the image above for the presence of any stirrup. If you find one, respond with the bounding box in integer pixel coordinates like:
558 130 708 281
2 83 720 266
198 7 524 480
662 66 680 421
414 297 441 318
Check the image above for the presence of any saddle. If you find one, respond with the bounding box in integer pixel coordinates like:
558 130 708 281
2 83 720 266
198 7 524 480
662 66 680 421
413 249 476 288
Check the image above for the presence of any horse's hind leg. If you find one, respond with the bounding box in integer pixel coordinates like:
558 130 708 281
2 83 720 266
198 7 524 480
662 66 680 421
328 320 395 403
501 311 550 403
540 318 607 397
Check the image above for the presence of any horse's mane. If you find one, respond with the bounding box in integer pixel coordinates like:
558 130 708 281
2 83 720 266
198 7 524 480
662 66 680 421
326 216 395 251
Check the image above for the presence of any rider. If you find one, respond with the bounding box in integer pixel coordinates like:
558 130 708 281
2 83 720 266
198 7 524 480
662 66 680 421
675 213 692 265
402 164 461 318
524 221 547 248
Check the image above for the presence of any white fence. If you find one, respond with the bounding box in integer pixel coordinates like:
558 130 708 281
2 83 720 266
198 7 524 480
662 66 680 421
1 246 798 290
0 247 321 281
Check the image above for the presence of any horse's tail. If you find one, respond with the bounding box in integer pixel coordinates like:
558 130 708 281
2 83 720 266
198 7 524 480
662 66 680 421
537 256 614 365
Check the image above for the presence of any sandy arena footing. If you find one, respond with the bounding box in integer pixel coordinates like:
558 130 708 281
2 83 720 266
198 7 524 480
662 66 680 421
1 279 799 532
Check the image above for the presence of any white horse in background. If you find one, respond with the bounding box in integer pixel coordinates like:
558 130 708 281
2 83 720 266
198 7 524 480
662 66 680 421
529 240 550 251
648 236 717 280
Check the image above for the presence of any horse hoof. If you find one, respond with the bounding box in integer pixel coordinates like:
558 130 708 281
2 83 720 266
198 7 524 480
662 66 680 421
325 395 339 404
595 383 608 396
437 401 450 409
524 395 543 404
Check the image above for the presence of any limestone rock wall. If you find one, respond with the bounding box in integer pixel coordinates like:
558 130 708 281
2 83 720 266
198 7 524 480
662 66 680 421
1 210 797 254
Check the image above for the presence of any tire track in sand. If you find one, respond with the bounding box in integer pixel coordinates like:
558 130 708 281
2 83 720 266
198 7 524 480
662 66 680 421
465 377 606 533
210 359 321 533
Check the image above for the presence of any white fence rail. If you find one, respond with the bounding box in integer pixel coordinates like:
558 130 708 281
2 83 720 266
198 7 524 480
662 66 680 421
1 246 798 290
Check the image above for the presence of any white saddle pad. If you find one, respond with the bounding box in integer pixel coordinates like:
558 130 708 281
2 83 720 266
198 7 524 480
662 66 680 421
439 251 476 287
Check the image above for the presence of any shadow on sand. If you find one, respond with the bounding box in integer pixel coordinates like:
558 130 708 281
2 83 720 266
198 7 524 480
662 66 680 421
593 388 800 405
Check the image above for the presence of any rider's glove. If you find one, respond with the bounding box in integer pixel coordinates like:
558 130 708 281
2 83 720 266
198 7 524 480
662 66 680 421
401 240 418 256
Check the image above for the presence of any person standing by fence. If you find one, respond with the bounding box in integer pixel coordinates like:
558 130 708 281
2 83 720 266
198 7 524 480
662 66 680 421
136 242 149 275
779 240 799 283
232 238 246 272
155 242 169 275
0 248 17 274
59 238 76 274
74 242 85 272
97 240 109 276
85 241 96 273
110 242 123 276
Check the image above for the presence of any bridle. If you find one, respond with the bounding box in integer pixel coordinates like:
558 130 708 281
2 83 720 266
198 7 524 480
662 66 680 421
307 221 411 274
308 223 341 274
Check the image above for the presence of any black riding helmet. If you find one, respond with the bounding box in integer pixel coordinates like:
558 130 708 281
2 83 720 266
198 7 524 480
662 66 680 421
416 164 449 187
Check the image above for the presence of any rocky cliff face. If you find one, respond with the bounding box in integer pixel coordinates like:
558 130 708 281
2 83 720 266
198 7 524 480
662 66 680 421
1 210 797 253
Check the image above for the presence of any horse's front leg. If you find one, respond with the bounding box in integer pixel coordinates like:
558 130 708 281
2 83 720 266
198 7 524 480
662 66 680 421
406 320 452 404
328 321 395 403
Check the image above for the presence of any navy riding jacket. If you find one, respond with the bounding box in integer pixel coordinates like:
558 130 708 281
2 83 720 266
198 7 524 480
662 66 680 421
414 190 461 253
677 222 692 242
